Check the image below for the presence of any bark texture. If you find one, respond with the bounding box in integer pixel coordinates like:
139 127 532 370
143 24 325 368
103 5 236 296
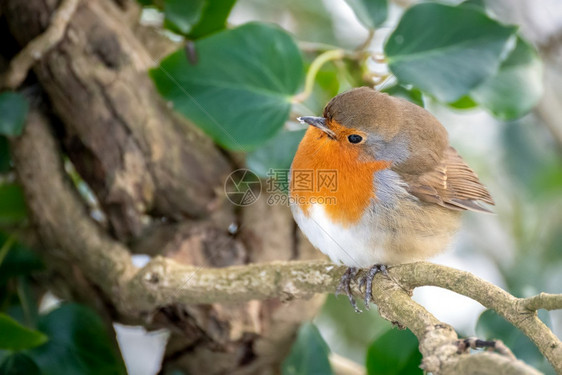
4 0 232 240
1 0 325 373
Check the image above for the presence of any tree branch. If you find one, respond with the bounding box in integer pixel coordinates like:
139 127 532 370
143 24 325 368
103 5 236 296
124 258 560 372
522 293 562 312
0 0 79 89
13 107 560 375
392 263 562 372
451 352 542 375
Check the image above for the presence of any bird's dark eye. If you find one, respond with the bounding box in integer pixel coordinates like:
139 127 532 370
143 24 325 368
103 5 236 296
348 134 363 144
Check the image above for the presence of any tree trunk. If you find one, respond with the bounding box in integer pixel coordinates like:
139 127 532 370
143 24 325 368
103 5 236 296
1 0 324 373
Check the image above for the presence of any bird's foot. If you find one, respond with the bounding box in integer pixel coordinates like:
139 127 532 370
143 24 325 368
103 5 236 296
335 267 361 313
456 337 516 359
358 264 389 310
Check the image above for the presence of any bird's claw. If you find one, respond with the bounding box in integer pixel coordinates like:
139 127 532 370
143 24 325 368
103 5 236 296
358 276 367 293
336 265 390 312
336 267 362 313
361 264 388 310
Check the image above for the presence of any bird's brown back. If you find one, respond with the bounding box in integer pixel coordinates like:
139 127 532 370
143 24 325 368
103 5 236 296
323 87 494 213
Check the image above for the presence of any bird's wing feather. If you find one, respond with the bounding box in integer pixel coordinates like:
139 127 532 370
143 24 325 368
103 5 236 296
403 147 494 213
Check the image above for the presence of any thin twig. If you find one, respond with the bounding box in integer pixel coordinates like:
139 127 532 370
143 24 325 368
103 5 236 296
0 0 79 89
292 49 346 103
372 52 387 64
355 29 375 51
522 293 562 312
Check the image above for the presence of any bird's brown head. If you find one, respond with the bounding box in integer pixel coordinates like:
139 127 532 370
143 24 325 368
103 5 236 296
297 87 448 171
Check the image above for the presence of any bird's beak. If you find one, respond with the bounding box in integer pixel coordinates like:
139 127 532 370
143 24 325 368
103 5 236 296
297 116 336 139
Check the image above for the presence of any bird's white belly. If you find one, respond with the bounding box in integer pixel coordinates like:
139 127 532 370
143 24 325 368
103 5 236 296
291 203 387 268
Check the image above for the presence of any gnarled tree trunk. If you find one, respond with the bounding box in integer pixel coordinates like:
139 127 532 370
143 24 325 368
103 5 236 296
0 0 324 373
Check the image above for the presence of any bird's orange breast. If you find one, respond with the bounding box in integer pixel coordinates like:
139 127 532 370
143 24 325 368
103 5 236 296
290 127 391 227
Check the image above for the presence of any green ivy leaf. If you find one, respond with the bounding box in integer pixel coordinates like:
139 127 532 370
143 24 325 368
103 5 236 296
345 0 388 29
0 184 27 225
151 22 304 150
0 353 42 375
366 328 422 375
382 84 424 107
247 130 305 178
164 0 236 38
0 92 29 137
163 0 204 35
385 3 516 102
188 0 237 39
0 313 47 351
471 37 542 120
28 304 126 375
282 322 333 375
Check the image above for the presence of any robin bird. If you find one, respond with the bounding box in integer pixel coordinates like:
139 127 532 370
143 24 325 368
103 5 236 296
290 87 494 312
